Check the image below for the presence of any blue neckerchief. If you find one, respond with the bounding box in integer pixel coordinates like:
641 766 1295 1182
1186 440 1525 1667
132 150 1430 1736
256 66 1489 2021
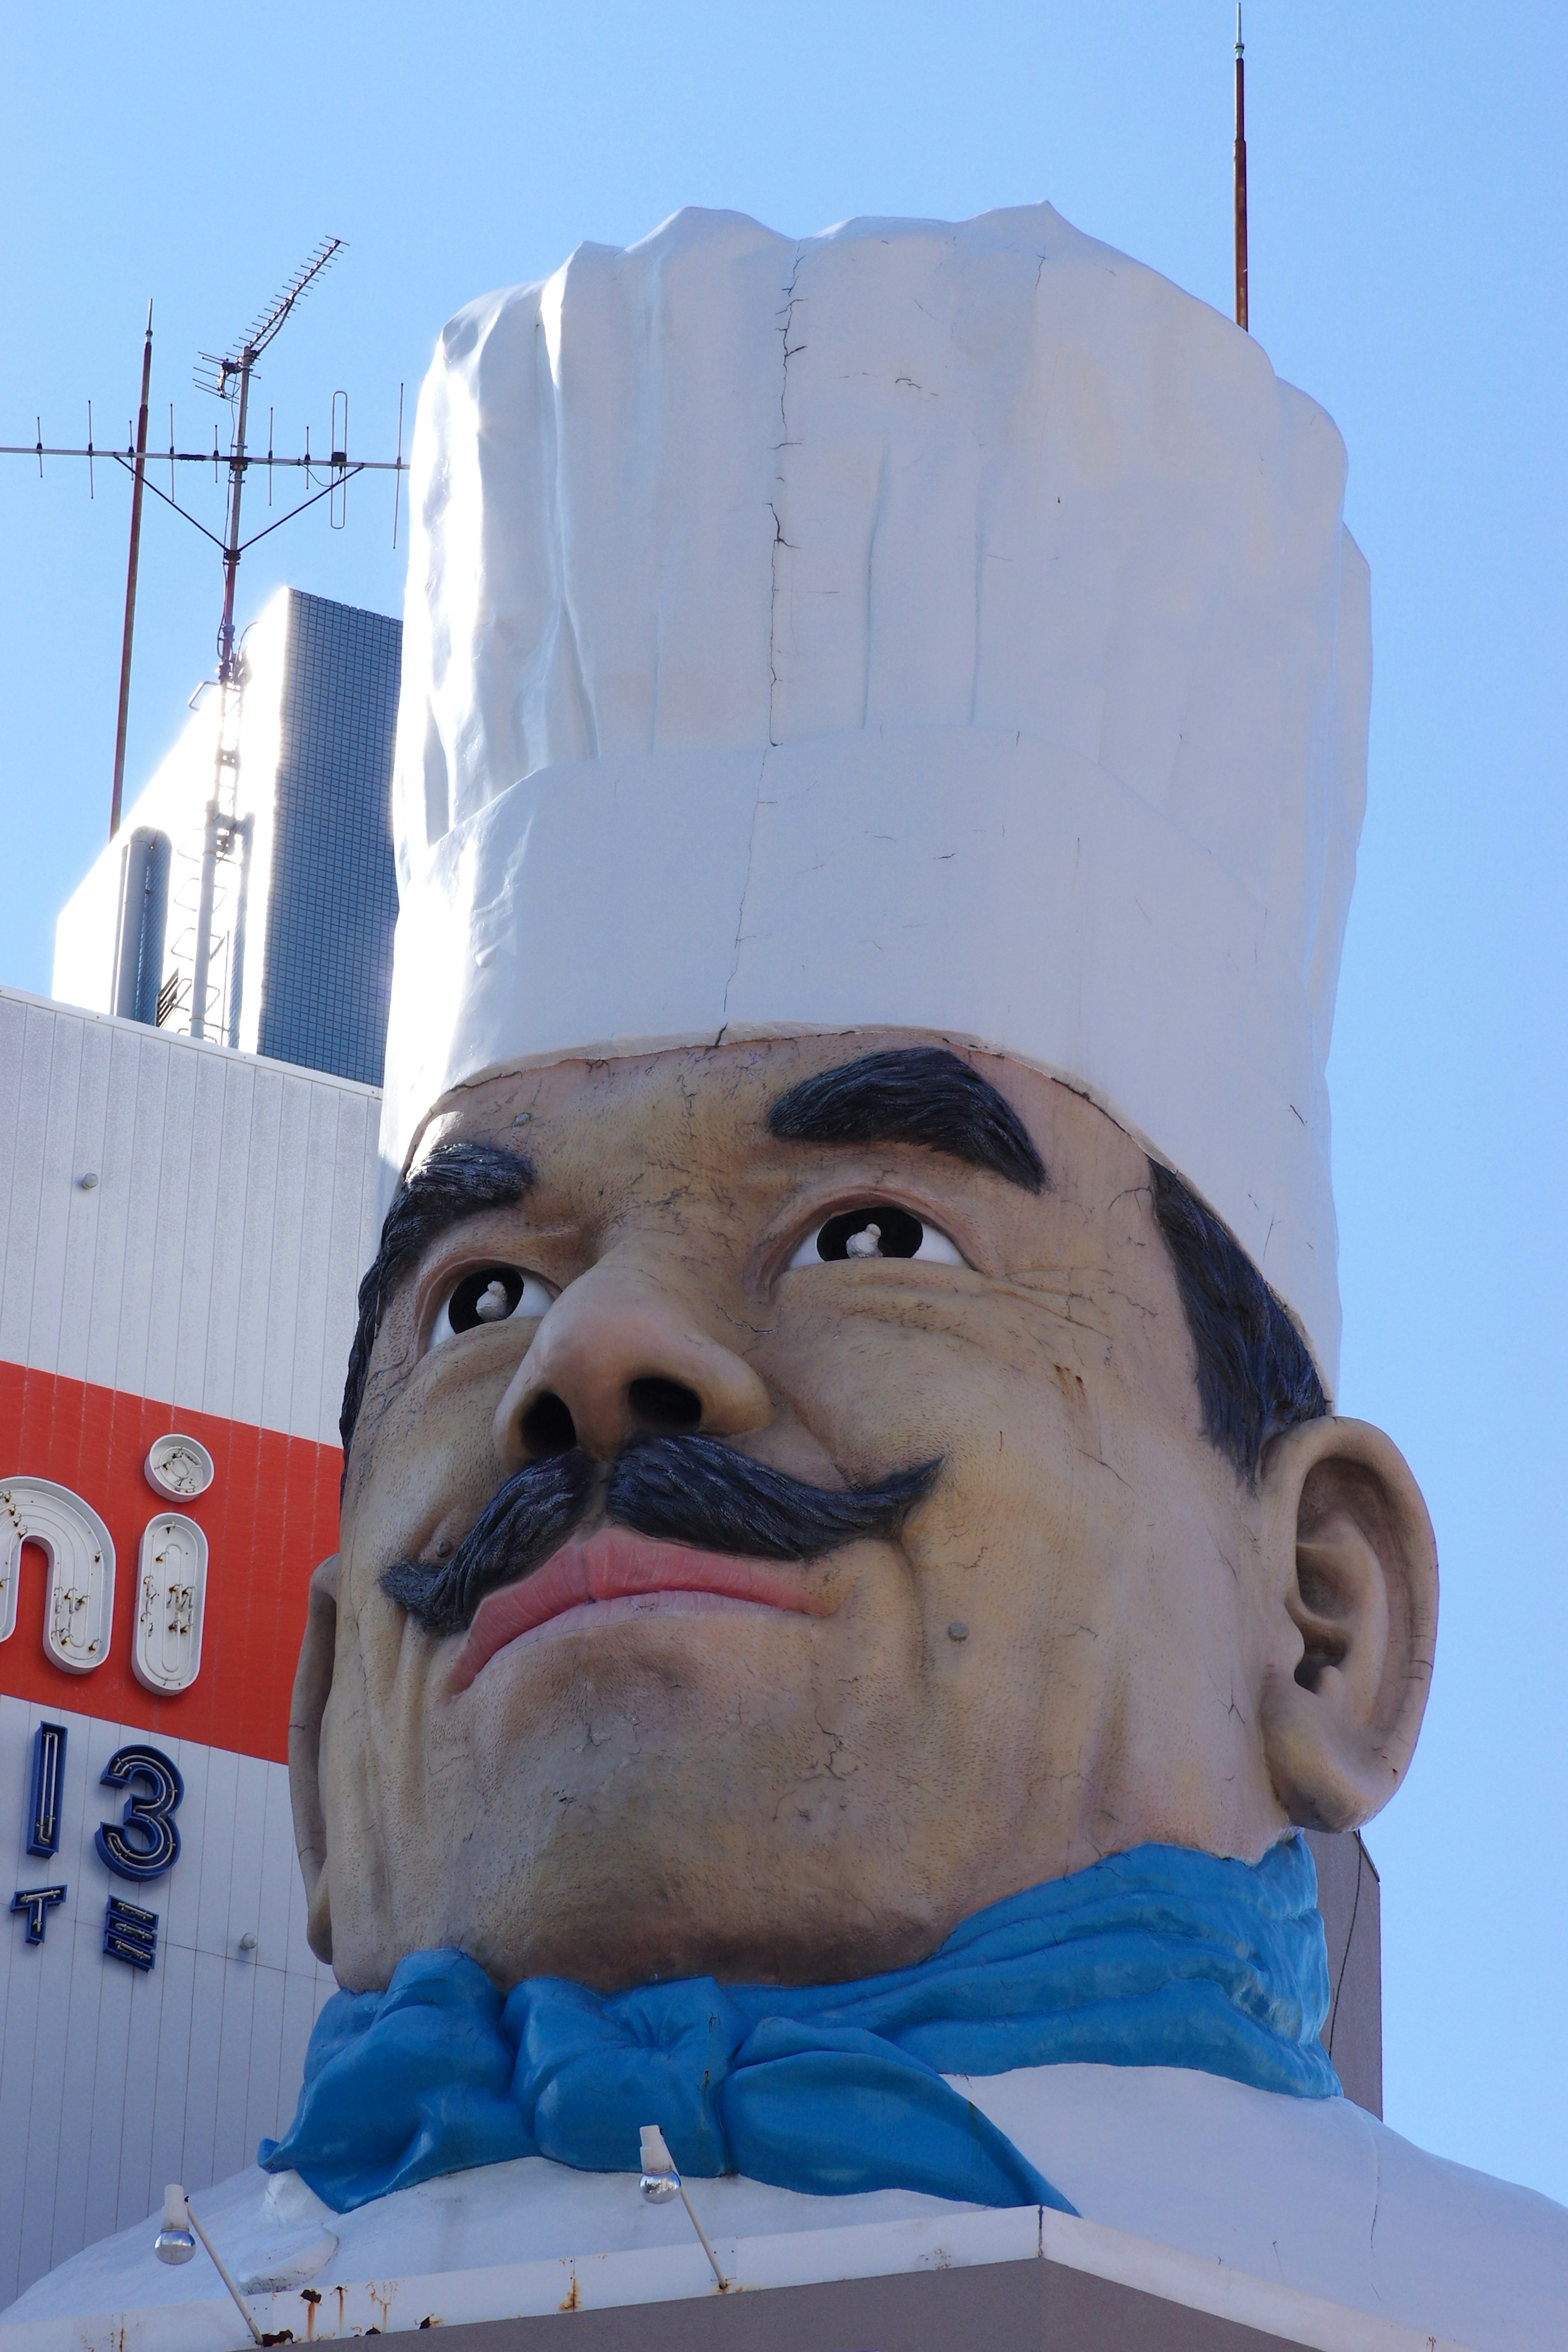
261 1835 1338 2216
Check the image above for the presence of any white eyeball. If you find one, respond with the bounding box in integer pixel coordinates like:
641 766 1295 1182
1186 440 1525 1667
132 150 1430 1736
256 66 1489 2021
786 1204 967 1270
431 1265 557 1347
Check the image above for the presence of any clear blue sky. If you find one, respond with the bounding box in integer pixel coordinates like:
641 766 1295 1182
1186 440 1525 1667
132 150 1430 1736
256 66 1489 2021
2 2 1565 2205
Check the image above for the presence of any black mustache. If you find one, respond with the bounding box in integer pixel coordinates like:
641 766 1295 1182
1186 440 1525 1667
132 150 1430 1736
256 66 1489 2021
379 1435 941 1638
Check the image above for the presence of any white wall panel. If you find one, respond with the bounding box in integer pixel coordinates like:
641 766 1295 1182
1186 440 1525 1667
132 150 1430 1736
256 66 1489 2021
0 1693 337 2307
140 1036 193 1407
22 1007 76 1383
229 1061 284 1436
109 1025 173 1401
57 1017 108 1389
0 1004 57 1372
0 988 381 1447
171 1048 225 1421
0 996 27 1342
84 1018 140 1390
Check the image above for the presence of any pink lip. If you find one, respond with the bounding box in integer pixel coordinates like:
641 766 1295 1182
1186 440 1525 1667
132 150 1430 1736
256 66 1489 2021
448 1525 836 1692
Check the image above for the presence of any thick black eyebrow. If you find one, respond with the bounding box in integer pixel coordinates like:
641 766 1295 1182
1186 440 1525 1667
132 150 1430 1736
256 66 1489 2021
341 1139 535 1458
766 1048 1047 1194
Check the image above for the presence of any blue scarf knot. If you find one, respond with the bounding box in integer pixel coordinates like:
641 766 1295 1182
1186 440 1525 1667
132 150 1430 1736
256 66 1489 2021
262 1836 1338 2216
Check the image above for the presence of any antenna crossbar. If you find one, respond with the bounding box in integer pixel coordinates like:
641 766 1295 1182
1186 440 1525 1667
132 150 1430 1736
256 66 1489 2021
2 443 405 472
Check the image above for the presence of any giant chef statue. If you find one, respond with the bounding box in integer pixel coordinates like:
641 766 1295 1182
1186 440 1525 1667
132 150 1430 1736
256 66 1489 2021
11 205 1567 2347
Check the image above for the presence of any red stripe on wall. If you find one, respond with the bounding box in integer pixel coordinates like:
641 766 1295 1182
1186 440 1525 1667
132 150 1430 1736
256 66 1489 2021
0 1362 340 1764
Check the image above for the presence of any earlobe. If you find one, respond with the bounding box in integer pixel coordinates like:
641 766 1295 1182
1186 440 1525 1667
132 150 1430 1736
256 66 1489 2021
290 1554 339 1965
1258 1420 1438 1833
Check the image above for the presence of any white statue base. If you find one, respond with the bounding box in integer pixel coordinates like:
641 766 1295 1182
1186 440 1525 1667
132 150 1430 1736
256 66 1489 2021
5 2062 1564 2349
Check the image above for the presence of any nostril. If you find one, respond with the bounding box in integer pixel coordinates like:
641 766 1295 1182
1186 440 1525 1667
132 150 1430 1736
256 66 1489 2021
627 1376 703 1435
521 1392 578 1459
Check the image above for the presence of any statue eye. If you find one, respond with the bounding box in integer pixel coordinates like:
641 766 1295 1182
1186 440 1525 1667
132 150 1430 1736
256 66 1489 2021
432 1265 557 1346
786 1205 967 1270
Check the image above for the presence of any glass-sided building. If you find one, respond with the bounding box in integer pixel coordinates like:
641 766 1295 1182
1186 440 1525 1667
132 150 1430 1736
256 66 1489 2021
255 593 400 1086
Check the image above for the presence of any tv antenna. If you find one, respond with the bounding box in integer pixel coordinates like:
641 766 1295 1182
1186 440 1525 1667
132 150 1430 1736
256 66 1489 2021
1 237 408 855
2 237 410 1043
198 238 342 704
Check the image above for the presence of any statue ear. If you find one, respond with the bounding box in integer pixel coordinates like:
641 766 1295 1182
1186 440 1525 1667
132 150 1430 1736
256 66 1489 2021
290 1554 339 1965
1258 1419 1438 1833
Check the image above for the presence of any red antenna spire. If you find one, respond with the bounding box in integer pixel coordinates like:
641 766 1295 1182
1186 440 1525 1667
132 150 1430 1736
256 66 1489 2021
1234 5 1250 330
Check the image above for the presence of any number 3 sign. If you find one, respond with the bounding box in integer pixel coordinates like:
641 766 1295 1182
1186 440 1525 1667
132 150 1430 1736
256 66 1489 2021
95 1744 185 1880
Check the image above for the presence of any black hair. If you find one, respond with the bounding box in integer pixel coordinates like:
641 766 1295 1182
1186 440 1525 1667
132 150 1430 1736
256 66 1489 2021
766 1047 1047 1193
1148 1159 1327 1479
340 1139 535 1457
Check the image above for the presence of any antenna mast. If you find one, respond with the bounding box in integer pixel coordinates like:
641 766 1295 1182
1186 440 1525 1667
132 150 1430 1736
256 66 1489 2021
189 238 339 1039
1234 6 1249 330
109 303 154 839
198 237 341 690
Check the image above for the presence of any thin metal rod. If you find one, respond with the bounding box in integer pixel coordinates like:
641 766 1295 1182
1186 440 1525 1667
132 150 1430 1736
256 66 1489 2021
392 381 404 548
110 302 154 838
1234 5 1249 331
111 454 229 549
217 352 254 682
189 797 221 1043
183 2202 264 2346
109 450 373 552
677 2181 728 2291
234 465 369 553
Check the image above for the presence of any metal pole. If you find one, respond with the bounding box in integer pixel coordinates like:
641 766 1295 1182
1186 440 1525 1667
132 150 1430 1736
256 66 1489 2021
1234 5 1249 331
188 802 220 1040
109 303 153 838
182 2198 265 2345
190 349 253 1040
217 350 254 685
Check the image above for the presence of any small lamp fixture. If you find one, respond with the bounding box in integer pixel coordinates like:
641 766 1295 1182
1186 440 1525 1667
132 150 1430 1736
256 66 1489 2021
638 2124 728 2289
153 2183 195 2264
153 2183 265 2344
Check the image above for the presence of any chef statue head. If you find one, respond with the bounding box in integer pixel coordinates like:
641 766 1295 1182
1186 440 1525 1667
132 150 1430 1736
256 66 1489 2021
291 206 1437 2022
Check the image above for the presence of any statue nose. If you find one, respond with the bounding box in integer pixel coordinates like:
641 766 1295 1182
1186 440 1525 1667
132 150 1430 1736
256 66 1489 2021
492 1267 773 1468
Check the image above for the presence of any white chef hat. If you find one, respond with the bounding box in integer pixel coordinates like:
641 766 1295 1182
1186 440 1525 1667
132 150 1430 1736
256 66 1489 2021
384 202 1368 1388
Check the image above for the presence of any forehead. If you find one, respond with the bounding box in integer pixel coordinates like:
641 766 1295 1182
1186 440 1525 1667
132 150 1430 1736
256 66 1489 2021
413 1032 1144 1209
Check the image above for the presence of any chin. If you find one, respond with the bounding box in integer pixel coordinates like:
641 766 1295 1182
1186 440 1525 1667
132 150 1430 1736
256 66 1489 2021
486 1872 956 1995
